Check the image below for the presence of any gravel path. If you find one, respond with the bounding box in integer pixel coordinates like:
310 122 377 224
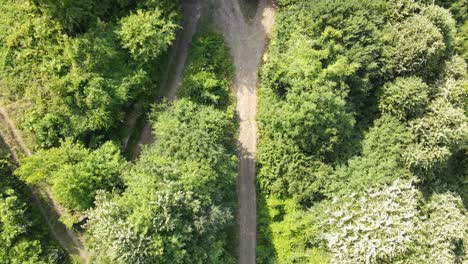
212 1 275 263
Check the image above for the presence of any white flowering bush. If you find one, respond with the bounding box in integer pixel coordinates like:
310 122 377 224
322 179 468 263
86 191 154 264
322 179 422 264
404 192 468 264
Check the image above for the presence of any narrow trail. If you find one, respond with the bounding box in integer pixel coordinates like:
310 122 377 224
131 0 202 159
0 107 89 263
213 0 275 263
0 107 31 158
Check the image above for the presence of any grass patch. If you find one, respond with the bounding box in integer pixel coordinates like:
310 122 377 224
257 194 331 264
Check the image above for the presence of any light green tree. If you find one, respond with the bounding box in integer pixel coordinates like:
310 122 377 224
15 140 125 214
385 14 446 78
119 8 177 62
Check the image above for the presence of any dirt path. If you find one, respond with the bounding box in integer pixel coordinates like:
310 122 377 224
131 0 202 159
213 0 275 263
0 107 31 158
0 107 89 263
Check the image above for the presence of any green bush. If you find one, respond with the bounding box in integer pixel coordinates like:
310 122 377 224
0 144 68 263
181 25 234 108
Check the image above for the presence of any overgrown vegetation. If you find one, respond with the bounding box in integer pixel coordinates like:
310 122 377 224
0 139 69 263
0 0 180 149
15 139 125 226
85 25 238 263
257 0 467 263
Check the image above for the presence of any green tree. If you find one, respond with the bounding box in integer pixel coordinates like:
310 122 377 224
257 84 355 199
423 5 457 50
149 99 236 165
379 77 430 121
0 147 66 263
256 0 467 262
118 8 177 62
405 97 467 172
181 27 234 108
1 0 179 148
88 101 237 263
88 26 236 263
272 85 355 160
0 189 48 264
15 140 124 214
435 0 468 60
31 0 135 33
384 14 446 79
257 198 330 264
440 55 467 109
328 115 414 196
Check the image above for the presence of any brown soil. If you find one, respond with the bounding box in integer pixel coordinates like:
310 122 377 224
212 0 275 263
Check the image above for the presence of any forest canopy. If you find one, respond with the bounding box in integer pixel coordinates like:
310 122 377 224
257 0 468 263
85 26 238 263
0 0 467 263
0 0 180 149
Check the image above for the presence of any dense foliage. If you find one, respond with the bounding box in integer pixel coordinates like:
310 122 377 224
1 0 181 259
2 0 466 262
15 140 125 225
257 0 467 263
323 179 467 263
0 0 179 149
0 142 68 263
180 27 234 108
86 27 238 263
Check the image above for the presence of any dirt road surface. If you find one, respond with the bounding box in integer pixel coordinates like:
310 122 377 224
213 0 275 263
0 107 89 263
131 0 202 159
